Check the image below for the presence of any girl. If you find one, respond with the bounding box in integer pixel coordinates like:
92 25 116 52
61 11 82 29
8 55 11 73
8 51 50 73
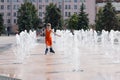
45 23 61 55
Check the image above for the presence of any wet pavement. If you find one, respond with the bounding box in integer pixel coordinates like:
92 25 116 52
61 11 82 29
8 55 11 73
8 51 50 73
0 36 120 80
0 75 21 80
0 36 15 52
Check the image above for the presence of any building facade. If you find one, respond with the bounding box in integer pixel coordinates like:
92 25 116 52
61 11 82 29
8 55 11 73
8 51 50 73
0 0 96 32
96 0 120 13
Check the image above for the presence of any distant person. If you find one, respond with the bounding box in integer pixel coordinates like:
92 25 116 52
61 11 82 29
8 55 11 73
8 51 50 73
45 23 61 55
7 27 10 36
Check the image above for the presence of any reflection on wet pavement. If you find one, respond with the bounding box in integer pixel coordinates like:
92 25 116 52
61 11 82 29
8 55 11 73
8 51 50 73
0 75 21 80
0 36 120 80
0 44 12 52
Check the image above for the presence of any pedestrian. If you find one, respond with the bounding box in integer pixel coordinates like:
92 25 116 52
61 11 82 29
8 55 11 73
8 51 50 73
7 27 10 36
45 23 61 55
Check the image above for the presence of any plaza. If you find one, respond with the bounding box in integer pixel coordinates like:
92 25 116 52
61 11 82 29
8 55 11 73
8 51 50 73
0 0 120 80
0 34 120 80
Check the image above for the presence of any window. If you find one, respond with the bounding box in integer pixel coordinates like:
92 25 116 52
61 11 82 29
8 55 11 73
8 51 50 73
45 0 48 2
17 5 19 9
1 0 4 2
13 0 18 2
7 13 11 16
0 12 4 16
68 12 71 17
65 0 71 2
65 5 70 9
74 0 77 2
13 5 16 9
65 12 67 17
68 5 71 9
65 5 67 9
14 19 17 23
80 0 85 2
59 5 61 9
39 12 42 17
31 0 36 2
13 5 19 10
13 5 16 10
1 5 4 10
58 0 62 2
7 19 11 23
14 12 16 17
39 0 42 2
39 5 42 9
7 5 11 10
74 5 77 9
65 12 71 17
7 0 11 2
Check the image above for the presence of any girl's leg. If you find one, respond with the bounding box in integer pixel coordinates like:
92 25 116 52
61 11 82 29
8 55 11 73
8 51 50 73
50 46 55 53
45 45 48 55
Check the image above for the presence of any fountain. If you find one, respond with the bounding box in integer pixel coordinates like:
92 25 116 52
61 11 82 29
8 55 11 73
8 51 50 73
13 30 37 64
53 29 120 72
12 29 120 68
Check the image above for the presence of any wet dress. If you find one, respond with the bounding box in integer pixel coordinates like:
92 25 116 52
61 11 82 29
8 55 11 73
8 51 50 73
45 29 52 46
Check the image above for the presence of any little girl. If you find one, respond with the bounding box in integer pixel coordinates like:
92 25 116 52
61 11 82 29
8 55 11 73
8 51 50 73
45 23 61 55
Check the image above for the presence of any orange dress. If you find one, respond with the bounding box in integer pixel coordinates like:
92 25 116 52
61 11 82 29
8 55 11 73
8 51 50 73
45 29 52 46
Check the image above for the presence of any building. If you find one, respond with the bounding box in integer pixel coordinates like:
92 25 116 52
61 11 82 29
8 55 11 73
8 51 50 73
96 0 120 13
0 0 96 33
96 0 120 3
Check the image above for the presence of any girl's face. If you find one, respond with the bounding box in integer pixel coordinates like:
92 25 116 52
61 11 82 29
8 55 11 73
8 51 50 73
47 24 51 30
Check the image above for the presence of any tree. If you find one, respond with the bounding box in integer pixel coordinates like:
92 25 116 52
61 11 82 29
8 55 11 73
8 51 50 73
68 14 78 35
117 14 120 30
62 19 69 30
58 17 64 30
33 18 42 30
0 14 4 36
95 8 104 32
17 1 40 32
78 3 89 30
44 3 61 32
102 0 120 31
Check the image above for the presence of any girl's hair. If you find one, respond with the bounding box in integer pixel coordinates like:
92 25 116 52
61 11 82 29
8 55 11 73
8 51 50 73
45 23 51 28
46 23 51 26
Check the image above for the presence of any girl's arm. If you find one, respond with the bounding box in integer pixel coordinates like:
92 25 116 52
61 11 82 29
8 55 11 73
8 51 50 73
52 30 61 37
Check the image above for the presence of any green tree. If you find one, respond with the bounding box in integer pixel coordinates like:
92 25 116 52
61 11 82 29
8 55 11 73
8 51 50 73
68 14 78 35
102 0 120 31
58 17 64 30
44 3 61 32
17 1 40 32
34 18 42 30
117 14 120 30
0 14 4 36
62 19 69 30
78 3 89 30
95 8 104 32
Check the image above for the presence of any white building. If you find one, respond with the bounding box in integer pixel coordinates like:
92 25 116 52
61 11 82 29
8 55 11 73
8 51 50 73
0 0 96 32
96 0 120 13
